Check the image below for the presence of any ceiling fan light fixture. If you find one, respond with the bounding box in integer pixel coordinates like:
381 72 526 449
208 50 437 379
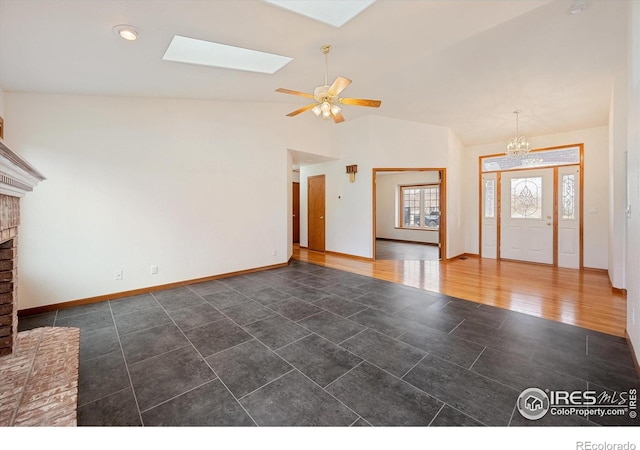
275 44 381 123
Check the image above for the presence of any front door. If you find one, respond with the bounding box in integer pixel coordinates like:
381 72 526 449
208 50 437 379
308 175 325 252
500 168 554 264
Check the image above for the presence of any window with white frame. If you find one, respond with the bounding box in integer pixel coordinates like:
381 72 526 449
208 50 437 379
400 185 440 229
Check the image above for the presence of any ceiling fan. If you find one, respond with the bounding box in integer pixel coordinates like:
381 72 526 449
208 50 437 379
275 45 381 123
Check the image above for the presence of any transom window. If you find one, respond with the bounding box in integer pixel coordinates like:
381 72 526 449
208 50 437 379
481 146 580 173
400 185 440 229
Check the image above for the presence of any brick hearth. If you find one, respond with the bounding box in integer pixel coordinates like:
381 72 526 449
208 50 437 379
0 327 80 426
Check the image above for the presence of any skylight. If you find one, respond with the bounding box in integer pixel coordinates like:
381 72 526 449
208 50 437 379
264 0 376 27
162 36 293 74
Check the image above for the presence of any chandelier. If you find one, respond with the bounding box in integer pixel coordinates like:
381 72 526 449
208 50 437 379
506 111 530 158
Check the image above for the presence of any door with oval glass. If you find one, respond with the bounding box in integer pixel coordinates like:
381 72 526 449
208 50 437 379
500 168 554 264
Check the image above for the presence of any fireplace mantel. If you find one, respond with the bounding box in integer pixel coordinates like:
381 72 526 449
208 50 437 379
0 140 46 198
0 139 45 356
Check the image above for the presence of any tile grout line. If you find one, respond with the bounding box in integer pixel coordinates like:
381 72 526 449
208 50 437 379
336 327 369 346
507 403 516 427
186 282 375 425
585 334 589 356
236 368 296 401
292 367 365 424
426 403 446 427
324 360 365 390
153 290 261 427
320 354 490 426
426 350 526 396
399 353 428 379
107 300 145 427
271 330 315 353
448 318 465 335
467 347 487 371
139 379 216 414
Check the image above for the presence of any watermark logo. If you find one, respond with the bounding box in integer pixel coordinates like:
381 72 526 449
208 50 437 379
517 387 637 421
517 387 550 420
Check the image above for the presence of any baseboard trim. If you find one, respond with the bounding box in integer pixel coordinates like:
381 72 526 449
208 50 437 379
626 331 640 380
582 267 608 274
326 250 374 262
18 261 289 317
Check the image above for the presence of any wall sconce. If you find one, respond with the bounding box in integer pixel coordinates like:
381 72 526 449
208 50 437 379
346 164 358 183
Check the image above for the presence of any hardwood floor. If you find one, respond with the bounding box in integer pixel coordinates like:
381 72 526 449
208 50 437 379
375 239 439 261
293 246 627 337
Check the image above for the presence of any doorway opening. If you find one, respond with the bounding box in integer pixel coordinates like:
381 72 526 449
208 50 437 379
373 168 446 261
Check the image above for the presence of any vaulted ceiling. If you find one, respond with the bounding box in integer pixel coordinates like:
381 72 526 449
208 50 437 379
0 0 628 145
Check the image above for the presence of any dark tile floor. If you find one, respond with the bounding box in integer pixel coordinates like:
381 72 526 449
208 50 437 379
18 260 640 426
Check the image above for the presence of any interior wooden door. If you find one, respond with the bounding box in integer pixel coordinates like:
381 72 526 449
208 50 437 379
292 182 300 243
308 175 325 252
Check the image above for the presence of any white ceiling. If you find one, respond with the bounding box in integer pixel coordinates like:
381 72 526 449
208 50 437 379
0 0 629 146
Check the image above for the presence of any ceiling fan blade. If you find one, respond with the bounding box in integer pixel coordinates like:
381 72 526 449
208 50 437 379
338 97 382 108
328 76 352 96
286 103 316 117
332 112 346 124
275 88 315 99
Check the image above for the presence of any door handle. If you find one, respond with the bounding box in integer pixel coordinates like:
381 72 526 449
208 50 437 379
320 216 324 220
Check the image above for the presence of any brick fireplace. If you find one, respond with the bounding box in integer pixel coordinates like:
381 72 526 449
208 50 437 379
0 140 45 355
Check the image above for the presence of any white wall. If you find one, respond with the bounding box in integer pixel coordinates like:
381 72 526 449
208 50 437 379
447 130 466 258
463 126 610 269
300 115 464 259
0 88 4 118
375 171 440 244
625 0 640 366
609 72 628 289
5 92 330 310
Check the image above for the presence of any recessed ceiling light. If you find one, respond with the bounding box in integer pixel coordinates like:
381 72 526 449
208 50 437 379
162 35 293 74
264 0 375 27
113 24 139 41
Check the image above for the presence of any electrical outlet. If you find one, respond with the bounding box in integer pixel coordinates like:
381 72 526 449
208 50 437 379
114 269 123 280
150 265 158 275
